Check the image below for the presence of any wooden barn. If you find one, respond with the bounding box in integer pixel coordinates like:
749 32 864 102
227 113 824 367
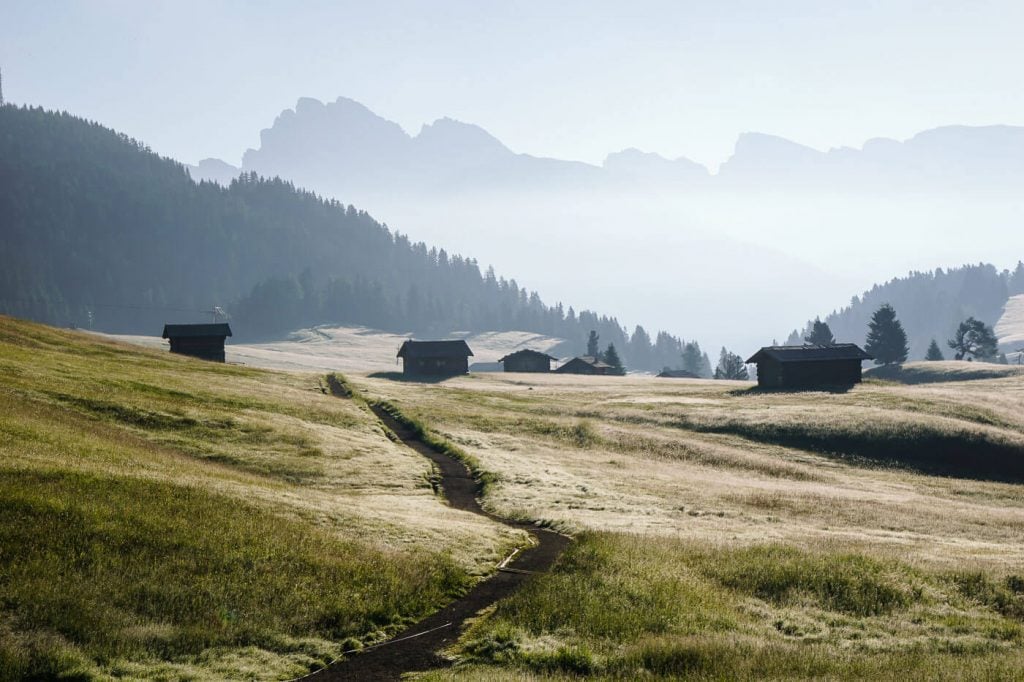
162 323 232 362
499 349 558 373
397 340 473 376
745 344 872 389
554 356 612 375
657 369 700 379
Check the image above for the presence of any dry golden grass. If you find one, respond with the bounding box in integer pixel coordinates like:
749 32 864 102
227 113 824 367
353 371 1024 570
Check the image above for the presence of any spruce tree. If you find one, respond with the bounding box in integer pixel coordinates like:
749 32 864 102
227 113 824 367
924 339 944 361
681 342 704 376
714 347 749 380
864 304 909 366
603 343 625 375
947 317 998 361
586 330 600 357
804 318 836 346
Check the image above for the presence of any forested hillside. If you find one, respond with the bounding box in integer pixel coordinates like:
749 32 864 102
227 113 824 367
794 263 1023 359
0 105 691 371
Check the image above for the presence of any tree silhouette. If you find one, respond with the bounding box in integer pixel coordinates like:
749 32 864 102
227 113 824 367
603 343 625 375
924 339 944 361
586 330 600 357
714 347 749 380
804 318 836 346
865 304 909 366
947 317 998 361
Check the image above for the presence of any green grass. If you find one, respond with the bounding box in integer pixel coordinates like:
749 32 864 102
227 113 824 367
445 532 1024 680
0 470 469 681
0 317 492 680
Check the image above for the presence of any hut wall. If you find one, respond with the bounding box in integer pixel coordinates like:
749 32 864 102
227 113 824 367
168 336 227 362
403 356 469 376
504 355 551 372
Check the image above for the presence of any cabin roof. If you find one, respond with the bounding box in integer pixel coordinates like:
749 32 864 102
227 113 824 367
162 323 232 339
397 339 474 358
657 369 700 378
562 355 611 369
746 344 873 364
498 349 559 363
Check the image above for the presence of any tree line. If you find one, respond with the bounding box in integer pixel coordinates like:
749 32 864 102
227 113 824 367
0 104 708 372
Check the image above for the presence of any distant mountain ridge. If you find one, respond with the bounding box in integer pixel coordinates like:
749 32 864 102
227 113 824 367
190 96 1024 193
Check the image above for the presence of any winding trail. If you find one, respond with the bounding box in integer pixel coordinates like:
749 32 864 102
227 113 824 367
310 383 569 681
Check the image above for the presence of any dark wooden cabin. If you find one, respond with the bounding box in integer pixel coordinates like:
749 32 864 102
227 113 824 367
162 323 232 362
554 356 612 375
499 349 558 373
657 369 700 378
397 340 473 376
745 344 872 389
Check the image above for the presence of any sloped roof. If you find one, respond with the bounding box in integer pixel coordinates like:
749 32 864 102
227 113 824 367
162 323 232 339
657 369 700 378
498 349 559 363
558 356 612 370
746 344 872 364
397 339 474 358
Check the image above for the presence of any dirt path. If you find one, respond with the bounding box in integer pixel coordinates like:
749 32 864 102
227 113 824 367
308 388 569 681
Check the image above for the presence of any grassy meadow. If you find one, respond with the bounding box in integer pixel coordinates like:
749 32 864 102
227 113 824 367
0 317 522 680
352 369 1024 679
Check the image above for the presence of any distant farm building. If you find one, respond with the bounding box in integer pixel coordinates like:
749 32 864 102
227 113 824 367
746 344 873 389
162 323 232 362
499 349 558 373
554 356 612 375
397 340 473 376
657 369 700 379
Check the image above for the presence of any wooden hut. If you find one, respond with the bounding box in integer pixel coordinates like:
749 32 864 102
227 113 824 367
499 349 558 373
162 323 232 362
554 356 611 375
745 344 872 389
397 340 473 376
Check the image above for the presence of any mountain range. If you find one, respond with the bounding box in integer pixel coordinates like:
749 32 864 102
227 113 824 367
190 96 1024 193
186 97 1024 353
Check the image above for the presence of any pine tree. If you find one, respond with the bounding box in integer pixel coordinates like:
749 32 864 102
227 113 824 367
804 318 836 346
714 347 749 380
924 339 944 361
681 342 705 376
864 303 909 366
947 317 999 361
603 343 625 375
586 330 600 357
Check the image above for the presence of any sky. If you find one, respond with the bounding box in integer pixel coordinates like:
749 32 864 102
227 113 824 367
4 0 1024 170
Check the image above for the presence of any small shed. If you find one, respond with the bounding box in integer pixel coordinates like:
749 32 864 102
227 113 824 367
745 344 872 389
657 369 700 379
554 356 611 375
162 323 232 362
499 349 558 373
397 340 473 376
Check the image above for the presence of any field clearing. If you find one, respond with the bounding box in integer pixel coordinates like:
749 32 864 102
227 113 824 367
0 317 523 680
350 370 1024 678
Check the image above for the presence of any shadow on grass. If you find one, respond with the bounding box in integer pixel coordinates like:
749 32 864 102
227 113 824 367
688 419 1024 484
367 371 458 384
727 384 856 396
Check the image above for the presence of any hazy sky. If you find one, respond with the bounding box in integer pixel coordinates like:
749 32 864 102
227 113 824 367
4 1 1024 169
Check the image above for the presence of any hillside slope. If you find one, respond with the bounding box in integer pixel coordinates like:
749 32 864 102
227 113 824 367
0 316 519 680
0 105 687 371
798 263 1023 359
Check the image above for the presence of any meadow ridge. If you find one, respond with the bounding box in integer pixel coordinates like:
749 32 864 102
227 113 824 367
6 319 1024 680
0 317 523 681
348 369 1024 679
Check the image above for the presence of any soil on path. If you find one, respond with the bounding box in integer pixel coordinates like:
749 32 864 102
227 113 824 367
308 384 569 681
